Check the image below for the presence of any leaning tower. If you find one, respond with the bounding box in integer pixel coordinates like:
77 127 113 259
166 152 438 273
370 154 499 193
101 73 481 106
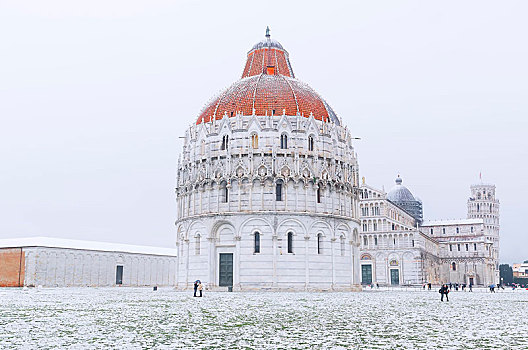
467 183 500 281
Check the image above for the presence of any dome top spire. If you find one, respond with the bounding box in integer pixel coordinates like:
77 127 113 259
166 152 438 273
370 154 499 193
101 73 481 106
242 29 294 79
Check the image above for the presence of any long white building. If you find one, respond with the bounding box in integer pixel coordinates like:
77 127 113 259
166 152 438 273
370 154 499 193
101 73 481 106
0 237 177 287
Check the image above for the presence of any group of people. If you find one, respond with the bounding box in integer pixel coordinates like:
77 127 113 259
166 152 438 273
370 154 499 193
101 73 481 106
193 280 204 297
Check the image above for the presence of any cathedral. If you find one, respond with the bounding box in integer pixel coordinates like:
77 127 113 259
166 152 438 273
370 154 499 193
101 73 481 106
174 30 499 290
359 177 499 287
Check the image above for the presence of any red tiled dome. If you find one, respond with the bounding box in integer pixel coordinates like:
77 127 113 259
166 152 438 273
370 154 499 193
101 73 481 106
196 29 338 125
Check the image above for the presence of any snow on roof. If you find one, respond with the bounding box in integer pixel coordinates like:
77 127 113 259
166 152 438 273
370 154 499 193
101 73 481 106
0 237 177 257
421 218 483 227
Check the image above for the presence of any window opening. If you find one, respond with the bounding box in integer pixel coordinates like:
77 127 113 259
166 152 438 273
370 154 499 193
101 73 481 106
276 181 283 201
287 232 293 253
254 232 260 254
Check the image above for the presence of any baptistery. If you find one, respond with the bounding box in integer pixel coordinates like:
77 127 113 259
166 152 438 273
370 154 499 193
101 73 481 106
175 29 361 291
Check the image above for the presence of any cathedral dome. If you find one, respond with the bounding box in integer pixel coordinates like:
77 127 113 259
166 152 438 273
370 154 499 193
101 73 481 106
387 176 416 202
196 29 339 125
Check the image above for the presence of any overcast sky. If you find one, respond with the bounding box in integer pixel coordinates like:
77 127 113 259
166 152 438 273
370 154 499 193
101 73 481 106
1 1 526 263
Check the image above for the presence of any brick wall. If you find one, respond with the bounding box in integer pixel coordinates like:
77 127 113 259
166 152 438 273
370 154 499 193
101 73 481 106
0 248 25 287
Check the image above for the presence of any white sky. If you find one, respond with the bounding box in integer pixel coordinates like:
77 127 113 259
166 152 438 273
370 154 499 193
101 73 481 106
0 1 526 263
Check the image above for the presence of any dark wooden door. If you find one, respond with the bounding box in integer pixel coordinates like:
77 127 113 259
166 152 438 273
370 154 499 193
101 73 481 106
219 253 233 287
116 265 123 285
390 269 399 285
361 265 372 285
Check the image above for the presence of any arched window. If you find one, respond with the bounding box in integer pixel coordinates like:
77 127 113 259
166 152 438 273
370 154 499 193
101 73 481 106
456 227 459 234
201 140 205 155
308 135 314 151
220 182 228 203
287 232 293 253
340 236 345 256
251 133 259 149
452 262 457 271
254 232 260 254
195 234 201 255
276 180 283 201
477 204 480 212
280 134 288 149
317 184 322 203
317 233 323 254
221 135 229 150
363 236 368 246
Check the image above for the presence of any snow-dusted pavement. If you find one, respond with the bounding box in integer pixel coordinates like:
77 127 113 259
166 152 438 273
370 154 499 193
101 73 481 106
0 287 527 349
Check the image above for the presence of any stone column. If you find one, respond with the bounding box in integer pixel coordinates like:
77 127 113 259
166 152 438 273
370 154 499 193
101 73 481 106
238 180 242 212
199 188 203 214
350 241 355 287
399 252 404 284
331 236 336 289
304 184 308 212
272 234 278 287
185 239 190 289
234 235 241 290
351 241 360 288
261 181 264 210
207 237 215 288
249 180 253 210
304 235 310 290
294 182 299 212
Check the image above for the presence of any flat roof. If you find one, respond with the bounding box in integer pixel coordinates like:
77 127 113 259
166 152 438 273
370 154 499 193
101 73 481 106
0 237 177 257
421 218 484 227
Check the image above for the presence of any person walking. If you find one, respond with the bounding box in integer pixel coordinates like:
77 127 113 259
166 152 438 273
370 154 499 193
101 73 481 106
198 282 203 297
439 284 449 302
193 280 199 297
469 283 473 292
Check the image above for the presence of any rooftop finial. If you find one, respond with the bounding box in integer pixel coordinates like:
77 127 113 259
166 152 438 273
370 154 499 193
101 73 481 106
265 26 270 38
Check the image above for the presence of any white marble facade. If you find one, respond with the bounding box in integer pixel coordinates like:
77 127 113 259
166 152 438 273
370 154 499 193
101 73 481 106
359 179 499 286
358 183 440 286
22 246 177 287
175 114 362 291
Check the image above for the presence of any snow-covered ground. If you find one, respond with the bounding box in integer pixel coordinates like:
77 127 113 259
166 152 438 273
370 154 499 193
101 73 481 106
0 287 527 349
